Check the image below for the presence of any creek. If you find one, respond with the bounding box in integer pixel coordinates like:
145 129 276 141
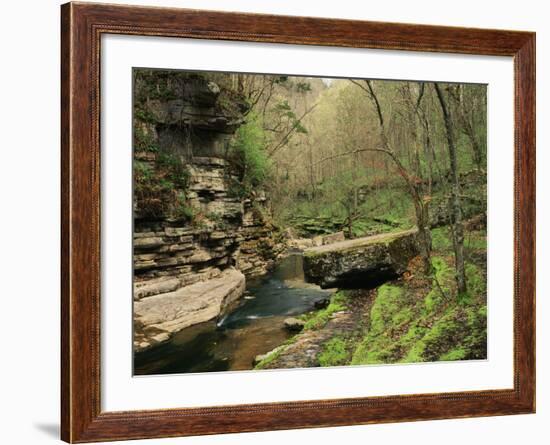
134 253 331 375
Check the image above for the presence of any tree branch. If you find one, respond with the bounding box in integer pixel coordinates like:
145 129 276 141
267 103 318 157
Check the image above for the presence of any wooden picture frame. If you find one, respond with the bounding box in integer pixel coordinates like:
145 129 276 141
61 2 535 442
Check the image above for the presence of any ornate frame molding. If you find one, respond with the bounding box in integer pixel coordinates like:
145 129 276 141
61 2 535 442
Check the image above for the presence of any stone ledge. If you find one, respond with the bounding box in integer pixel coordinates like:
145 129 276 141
134 267 245 352
303 229 419 289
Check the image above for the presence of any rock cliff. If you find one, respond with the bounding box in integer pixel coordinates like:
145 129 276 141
132 70 283 352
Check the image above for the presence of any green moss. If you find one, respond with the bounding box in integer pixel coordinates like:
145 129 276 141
318 337 349 367
401 310 459 363
439 347 467 361
369 284 407 335
254 336 298 369
349 255 487 366
423 256 454 314
351 284 414 365
254 346 285 369
401 304 487 363
401 341 425 363
303 291 348 331
464 262 486 300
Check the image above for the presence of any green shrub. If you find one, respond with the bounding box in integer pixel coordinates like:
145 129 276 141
229 111 271 196
134 126 159 152
134 161 154 181
156 153 190 189
134 153 192 219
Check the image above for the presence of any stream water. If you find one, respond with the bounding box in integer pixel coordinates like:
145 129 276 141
134 254 332 375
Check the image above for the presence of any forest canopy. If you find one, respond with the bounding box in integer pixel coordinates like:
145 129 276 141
231 76 485 231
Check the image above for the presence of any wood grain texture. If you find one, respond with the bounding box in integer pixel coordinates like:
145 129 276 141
60 2 536 442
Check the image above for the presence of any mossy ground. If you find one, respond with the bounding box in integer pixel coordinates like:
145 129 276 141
254 335 299 370
300 291 349 331
307 227 488 368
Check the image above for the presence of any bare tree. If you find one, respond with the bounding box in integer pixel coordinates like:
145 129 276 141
434 83 467 294
448 84 485 171
350 79 433 273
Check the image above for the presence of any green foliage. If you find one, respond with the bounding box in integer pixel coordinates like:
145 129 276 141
302 291 348 331
134 126 159 153
134 161 154 181
134 108 156 123
431 227 453 251
229 112 271 197
134 152 192 220
465 230 487 251
134 69 178 102
318 337 349 367
430 227 486 299
465 262 485 297
295 81 312 93
174 192 194 220
156 153 190 189
272 100 308 134
280 178 413 238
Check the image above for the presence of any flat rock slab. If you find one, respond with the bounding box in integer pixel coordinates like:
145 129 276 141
303 229 419 289
134 267 245 352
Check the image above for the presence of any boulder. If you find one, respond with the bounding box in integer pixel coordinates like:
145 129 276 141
313 297 331 309
303 229 419 289
284 317 306 332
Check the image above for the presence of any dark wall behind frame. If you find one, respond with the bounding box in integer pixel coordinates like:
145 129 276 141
61 2 535 443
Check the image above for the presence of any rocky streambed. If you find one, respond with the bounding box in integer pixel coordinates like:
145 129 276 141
134 229 420 374
134 254 332 374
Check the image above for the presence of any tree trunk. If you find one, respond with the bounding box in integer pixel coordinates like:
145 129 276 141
413 193 432 273
362 79 433 273
434 83 467 294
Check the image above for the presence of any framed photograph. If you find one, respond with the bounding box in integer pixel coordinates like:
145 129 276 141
61 2 535 442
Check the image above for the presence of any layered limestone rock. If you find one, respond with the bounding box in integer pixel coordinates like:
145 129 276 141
134 268 245 352
133 70 283 351
303 229 419 289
